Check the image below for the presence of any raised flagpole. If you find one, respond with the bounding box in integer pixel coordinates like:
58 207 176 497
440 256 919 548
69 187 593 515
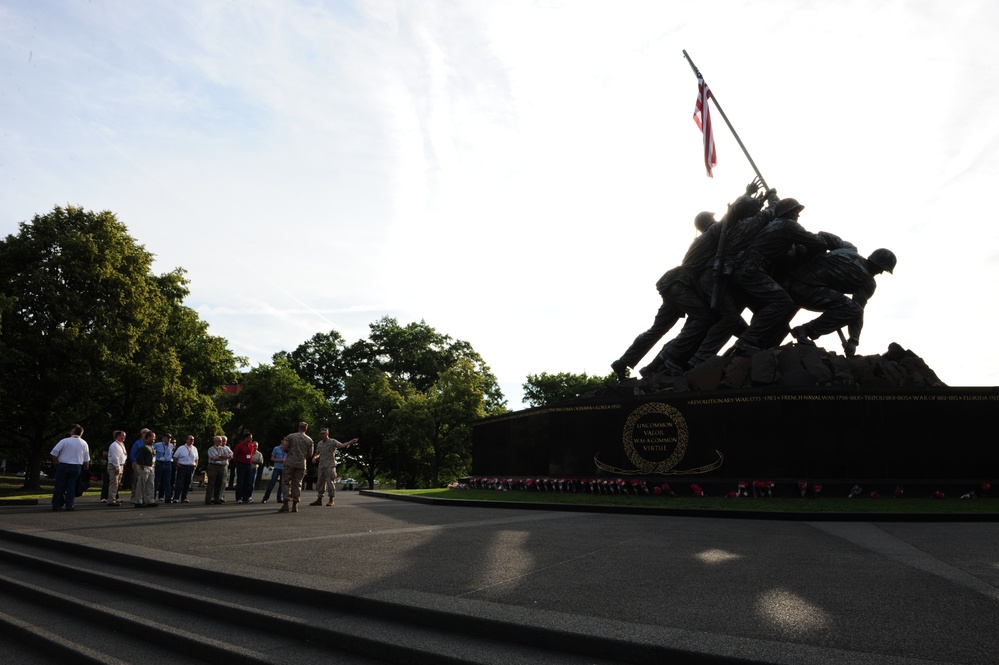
683 50 768 190
682 52 850 351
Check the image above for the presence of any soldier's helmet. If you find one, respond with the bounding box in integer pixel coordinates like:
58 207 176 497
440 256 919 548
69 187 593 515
774 198 805 218
867 248 896 274
694 211 715 233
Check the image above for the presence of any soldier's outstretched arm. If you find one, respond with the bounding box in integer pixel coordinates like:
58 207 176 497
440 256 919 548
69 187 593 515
817 231 857 251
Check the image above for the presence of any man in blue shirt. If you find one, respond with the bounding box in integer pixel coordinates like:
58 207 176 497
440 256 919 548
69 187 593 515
127 428 150 493
261 437 287 504
154 433 175 503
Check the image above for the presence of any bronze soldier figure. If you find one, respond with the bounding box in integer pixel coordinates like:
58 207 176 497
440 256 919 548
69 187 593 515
786 248 896 357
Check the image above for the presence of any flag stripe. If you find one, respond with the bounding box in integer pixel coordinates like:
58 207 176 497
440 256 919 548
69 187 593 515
693 73 717 177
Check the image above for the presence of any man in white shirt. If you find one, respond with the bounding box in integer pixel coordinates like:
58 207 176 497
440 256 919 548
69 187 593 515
50 424 90 511
172 435 199 503
205 436 232 505
106 430 127 507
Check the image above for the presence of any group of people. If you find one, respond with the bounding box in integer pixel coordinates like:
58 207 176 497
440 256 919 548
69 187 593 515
103 428 204 507
51 421 358 511
274 422 358 513
202 432 266 505
612 179 897 380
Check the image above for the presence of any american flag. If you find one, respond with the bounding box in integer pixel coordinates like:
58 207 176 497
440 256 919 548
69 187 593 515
693 73 716 177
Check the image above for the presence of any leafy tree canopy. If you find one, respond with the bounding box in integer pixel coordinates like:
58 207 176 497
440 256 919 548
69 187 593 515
345 316 506 412
335 367 407 490
277 329 349 403
277 316 508 488
522 371 617 408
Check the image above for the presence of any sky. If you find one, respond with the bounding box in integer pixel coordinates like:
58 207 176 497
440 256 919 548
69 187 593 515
3 0 999 408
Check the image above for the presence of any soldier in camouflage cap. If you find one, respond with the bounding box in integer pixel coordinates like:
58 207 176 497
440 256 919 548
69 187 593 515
279 422 314 513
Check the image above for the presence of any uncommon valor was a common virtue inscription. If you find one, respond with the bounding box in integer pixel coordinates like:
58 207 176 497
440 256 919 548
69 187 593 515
599 402 721 476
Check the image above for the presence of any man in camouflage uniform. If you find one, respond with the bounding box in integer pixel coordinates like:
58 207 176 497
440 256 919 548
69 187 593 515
309 428 358 507
279 422 314 513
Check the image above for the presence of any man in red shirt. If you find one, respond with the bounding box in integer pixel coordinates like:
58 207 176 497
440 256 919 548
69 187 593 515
233 433 257 504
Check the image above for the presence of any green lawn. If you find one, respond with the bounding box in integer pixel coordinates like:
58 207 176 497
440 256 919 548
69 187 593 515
0 475 104 501
6 477 996 514
380 488 999 514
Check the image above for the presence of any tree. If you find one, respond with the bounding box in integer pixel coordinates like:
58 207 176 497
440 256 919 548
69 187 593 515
0 206 241 488
283 316 507 488
281 329 350 403
348 316 506 412
522 371 618 408
123 269 243 443
423 357 494 486
348 319 506 487
221 358 331 451
335 368 406 489
387 392 434 489
384 360 491 488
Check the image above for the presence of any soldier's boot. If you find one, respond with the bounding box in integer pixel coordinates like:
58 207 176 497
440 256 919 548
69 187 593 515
278 500 290 513
326 499 334 507
309 497 324 506
291 500 299 513
790 326 815 347
610 359 628 382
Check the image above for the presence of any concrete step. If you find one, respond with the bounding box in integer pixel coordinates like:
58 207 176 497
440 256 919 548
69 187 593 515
0 530 628 664
0 590 184 665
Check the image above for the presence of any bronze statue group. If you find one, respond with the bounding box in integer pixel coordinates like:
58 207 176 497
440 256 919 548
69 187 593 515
612 179 896 381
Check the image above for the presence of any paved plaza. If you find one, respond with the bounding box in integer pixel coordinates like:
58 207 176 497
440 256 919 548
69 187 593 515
1 490 996 663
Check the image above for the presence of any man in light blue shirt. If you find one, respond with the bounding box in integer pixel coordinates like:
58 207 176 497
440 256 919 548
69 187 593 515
154 433 175 503
127 428 150 492
261 438 287 504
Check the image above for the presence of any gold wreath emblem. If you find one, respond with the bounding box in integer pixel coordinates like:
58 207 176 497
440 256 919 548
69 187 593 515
592 402 723 475
622 402 688 473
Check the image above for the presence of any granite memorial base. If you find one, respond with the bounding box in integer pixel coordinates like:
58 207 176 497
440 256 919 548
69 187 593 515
471 386 998 498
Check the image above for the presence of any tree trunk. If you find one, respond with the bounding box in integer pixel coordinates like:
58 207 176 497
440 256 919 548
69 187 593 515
23 442 45 492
